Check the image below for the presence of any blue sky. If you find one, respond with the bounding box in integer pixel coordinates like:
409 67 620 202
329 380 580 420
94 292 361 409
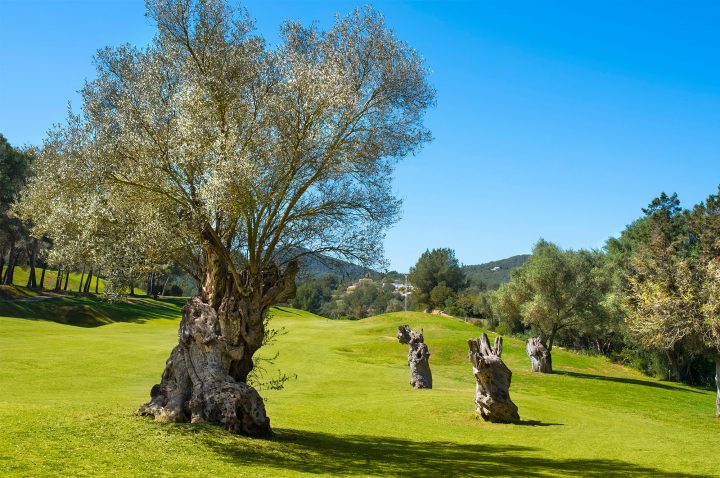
1 1 719 272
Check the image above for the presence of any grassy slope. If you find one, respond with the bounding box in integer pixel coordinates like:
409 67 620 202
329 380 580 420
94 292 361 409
0 300 718 477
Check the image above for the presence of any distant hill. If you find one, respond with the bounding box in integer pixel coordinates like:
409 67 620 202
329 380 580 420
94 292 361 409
462 254 530 289
173 251 371 296
296 253 369 280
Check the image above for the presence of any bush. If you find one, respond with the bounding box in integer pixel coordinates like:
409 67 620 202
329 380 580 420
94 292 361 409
494 322 513 337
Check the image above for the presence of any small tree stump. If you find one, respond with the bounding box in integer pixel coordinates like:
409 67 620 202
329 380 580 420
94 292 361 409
468 334 520 423
526 337 552 373
397 325 432 389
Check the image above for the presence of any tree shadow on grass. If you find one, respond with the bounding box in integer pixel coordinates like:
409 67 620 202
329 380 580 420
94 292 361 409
516 419 562 427
0 296 184 327
188 426 710 477
555 370 706 394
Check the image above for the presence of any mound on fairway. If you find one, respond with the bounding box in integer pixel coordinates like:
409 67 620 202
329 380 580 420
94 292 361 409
0 299 717 477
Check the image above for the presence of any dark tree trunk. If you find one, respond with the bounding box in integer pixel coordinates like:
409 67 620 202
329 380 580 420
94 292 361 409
8 249 21 285
3 242 15 285
95 272 100 294
526 337 553 373
468 334 519 423
63 270 69 290
129 276 135 296
54 269 62 291
396 325 432 388
84 269 93 293
0 246 6 283
78 266 86 292
139 249 298 437
39 266 47 290
150 273 159 299
26 239 38 288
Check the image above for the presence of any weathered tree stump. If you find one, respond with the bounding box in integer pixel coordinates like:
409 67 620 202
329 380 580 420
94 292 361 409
526 337 552 373
139 253 298 437
468 334 520 423
397 325 432 389
139 298 273 436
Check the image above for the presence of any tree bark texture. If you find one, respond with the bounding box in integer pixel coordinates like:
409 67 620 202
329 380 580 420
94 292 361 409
468 334 520 423
526 337 553 373
397 325 432 389
139 248 297 437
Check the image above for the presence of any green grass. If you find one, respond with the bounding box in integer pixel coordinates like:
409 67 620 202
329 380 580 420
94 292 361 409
1 299 718 477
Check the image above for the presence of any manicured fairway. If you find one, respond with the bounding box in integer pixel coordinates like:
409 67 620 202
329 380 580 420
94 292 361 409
0 298 717 477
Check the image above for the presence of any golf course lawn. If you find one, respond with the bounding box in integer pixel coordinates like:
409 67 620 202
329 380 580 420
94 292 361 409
1 298 717 477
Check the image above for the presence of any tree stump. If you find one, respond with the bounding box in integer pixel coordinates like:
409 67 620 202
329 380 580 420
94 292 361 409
138 298 273 436
468 334 519 423
139 256 298 437
397 325 432 389
526 337 552 373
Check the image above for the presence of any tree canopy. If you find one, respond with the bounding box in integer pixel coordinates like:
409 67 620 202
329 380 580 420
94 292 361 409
19 0 436 294
16 0 435 435
493 239 609 367
620 191 720 391
408 248 466 310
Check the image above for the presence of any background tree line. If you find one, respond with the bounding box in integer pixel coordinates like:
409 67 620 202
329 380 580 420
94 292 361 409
0 133 186 298
290 189 720 396
491 191 720 392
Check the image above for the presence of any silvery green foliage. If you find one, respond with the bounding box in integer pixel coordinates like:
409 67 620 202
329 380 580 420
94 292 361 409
19 0 435 290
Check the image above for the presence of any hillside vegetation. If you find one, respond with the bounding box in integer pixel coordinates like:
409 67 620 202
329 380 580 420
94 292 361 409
1 297 717 477
463 254 530 289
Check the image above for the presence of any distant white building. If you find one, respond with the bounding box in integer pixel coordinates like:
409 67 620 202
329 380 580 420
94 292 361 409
490 266 501 272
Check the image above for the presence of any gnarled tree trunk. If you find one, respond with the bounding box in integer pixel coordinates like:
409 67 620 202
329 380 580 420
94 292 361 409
139 247 297 437
397 325 432 389
468 334 519 423
526 337 552 373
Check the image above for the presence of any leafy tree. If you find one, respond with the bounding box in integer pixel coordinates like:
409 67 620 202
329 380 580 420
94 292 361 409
0 134 33 286
19 0 434 436
408 248 466 310
291 275 339 314
493 240 609 373
622 191 720 415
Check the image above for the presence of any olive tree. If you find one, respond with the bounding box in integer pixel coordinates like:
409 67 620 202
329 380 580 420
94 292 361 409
20 0 434 436
493 240 608 373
